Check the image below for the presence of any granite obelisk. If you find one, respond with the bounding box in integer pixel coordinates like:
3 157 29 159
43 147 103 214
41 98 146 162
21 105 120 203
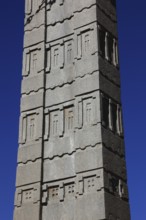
14 0 131 219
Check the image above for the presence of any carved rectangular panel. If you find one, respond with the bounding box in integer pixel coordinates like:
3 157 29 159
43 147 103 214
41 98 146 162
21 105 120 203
64 106 74 132
22 189 34 204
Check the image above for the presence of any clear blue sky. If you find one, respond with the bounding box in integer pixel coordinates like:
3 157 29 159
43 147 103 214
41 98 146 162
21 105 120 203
0 1 145 219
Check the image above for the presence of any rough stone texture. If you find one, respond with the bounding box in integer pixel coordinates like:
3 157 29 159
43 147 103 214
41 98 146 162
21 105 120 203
14 0 131 220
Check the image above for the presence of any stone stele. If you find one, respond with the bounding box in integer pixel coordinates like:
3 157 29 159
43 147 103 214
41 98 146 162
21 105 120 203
13 0 131 220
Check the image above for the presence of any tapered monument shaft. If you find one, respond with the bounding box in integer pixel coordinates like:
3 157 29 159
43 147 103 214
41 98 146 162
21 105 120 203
14 0 131 220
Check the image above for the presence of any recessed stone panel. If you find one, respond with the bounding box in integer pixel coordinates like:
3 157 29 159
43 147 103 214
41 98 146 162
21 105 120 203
18 141 42 163
44 134 75 159
44 156 75 182
75 145 103 173
16 159 42 186
22 73 44 95
24 26 45 48
21 91 44 112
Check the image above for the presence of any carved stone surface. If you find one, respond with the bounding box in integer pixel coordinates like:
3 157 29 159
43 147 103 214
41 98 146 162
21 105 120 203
14 0 131 220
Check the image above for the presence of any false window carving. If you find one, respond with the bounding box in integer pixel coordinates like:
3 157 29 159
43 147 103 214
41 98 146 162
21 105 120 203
117 106 123 135
98 26 106 57
84 34 90 51
101 95 109 128
52 47 59 68
19 110 43 145
64 106 74 132
119 179 125 198
101 93 123 136
65 183 75 197
113 39 119 66
25 53 30 75
48 186 59 201
77 29 93 59
83 99 93 126
25 50 38 76
110 102 117 132
50 111 60 136
30 51 37 74
22 189 33 204
98 25 119 67
107 34 114 63
53 114 59 135
26 114 36 141
65 42 73 64
109 176 119 194
84 176 96 193
83 33 90 56
108 174 127 199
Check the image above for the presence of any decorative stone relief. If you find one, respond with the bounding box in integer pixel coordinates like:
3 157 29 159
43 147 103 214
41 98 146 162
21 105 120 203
25 50 38 76
15 184 40 207
20 113 36 144
107 173 128 200
23 44 44 77
19 109 43 145
46 38 74 73
52 108 64 138
75 94 99 129
44 93 99 141
76 28 94 60
84 176 96 193
83 98 93 126
98 24 119 67
65 182 75 197
48 186 59 201
27 114 36 141
44 102 75 140
64 106 74 133
14 0 130 219
45 26 98 74
65 40 74 65
42 169 103 204
101 92 123 136
82 32 90 57
22 189 34 204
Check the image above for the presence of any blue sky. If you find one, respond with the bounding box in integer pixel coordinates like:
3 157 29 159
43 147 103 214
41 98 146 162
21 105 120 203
0 0 146 219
